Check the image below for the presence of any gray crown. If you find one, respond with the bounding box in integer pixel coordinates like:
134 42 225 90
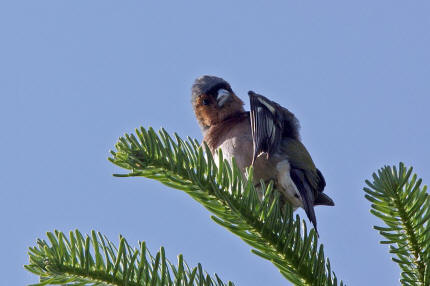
191 75 231 103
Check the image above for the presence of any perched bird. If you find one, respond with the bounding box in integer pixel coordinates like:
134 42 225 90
191 75 334 232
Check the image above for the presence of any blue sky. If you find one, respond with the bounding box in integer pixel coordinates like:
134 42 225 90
1 1 429 285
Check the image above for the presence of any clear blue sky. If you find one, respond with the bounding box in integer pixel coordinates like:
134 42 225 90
1 1 429 285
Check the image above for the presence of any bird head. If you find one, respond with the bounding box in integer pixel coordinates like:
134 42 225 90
191 75 244 132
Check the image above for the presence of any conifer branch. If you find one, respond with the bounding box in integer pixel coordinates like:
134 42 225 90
25 230 232 286
364 163 430 285
109 127 344 286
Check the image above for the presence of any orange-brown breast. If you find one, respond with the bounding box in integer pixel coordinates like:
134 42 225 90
203 114 280 186
204 112 249 152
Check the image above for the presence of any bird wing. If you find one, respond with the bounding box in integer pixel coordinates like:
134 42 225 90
290 168 318 230
249 91 334 231
283 138 334 232
281 138 320 230
249 91 287 164
281 138 333 204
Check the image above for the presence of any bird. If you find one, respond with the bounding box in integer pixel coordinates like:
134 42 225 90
191 75 334 232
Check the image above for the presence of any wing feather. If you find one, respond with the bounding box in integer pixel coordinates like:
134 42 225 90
249 91 285 164
290 168 318 232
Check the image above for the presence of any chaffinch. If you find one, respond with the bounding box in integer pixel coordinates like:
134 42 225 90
191 75 334 232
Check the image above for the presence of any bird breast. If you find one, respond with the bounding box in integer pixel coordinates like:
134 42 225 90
211 120 255 173
207 118 302 209
209 119 278 185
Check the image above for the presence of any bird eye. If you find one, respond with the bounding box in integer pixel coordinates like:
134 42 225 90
202 99 210 106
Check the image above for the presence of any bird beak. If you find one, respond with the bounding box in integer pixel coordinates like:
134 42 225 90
217 89 232 107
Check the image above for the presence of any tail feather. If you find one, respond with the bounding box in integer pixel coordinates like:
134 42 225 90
315 193 335 206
